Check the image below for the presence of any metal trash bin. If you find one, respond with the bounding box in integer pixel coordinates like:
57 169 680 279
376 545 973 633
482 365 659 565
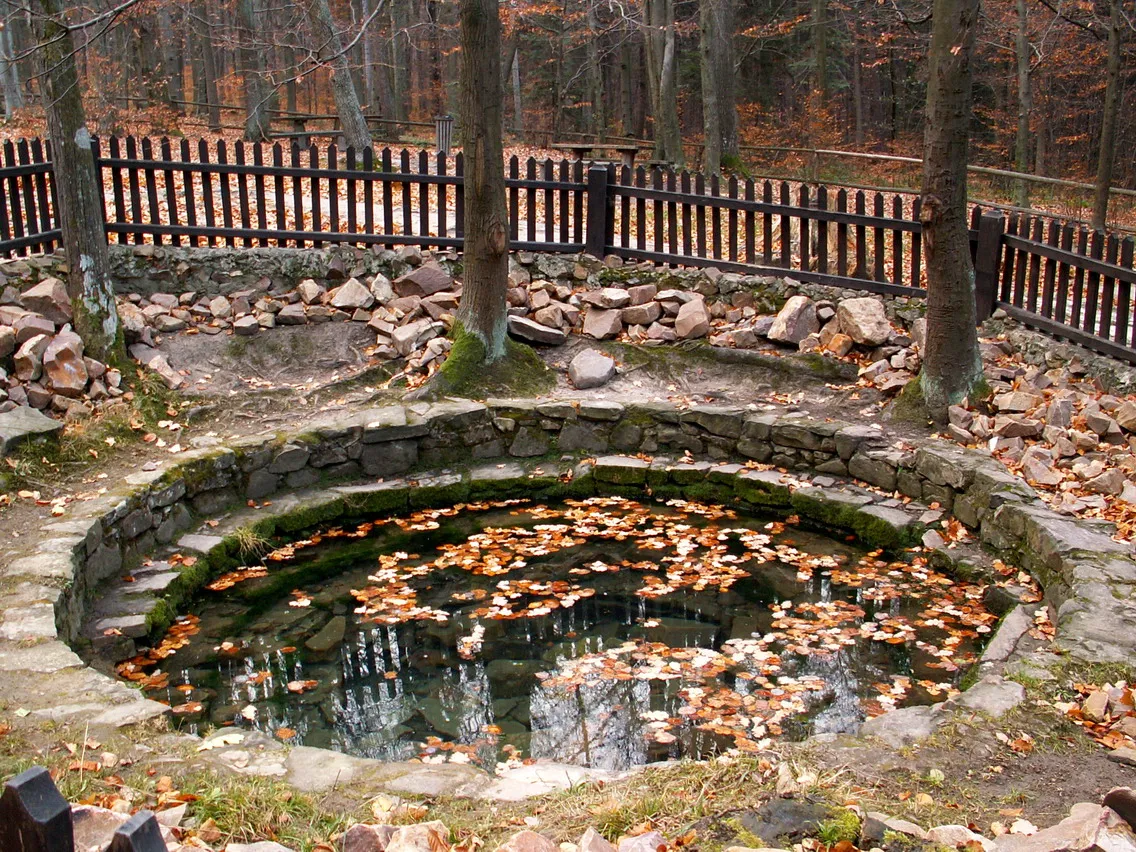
435 115 454 155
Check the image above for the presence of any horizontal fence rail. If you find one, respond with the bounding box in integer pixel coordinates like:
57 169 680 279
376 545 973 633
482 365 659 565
0 136 1134 365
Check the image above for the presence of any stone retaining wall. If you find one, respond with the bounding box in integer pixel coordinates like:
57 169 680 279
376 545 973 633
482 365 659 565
3 398 1134 737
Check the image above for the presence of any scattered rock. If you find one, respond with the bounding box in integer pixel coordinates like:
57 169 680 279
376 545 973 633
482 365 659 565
837 297 890 346
675 299 711 339
568 349 616 389
394 265 453 297
343 824 398 852
497 831 559 852
233 315 260 336
508 316 567 346
42 330 88 397
330 278 375 310
20 277 72 325
297 279 324 305
583 308 622 340
767 296 818 345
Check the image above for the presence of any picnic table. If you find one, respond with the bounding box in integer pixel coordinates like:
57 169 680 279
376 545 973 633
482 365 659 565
551 143 645 169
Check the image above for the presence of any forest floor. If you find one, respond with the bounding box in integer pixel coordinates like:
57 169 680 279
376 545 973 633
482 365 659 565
1 316 1135 851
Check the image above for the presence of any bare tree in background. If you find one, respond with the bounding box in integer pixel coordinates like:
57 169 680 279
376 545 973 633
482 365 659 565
30 0 123 364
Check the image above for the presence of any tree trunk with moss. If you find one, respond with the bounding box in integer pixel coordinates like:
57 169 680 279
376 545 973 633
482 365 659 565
32 0 124 366
918 0 983 421
455 0 509 362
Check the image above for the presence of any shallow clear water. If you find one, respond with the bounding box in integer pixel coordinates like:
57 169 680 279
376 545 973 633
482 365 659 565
118 497 994 770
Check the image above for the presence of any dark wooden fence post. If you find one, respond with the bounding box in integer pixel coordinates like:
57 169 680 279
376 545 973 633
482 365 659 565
0 766 75 852
585 164 611 259
106 810 168 852
974 210 1006 322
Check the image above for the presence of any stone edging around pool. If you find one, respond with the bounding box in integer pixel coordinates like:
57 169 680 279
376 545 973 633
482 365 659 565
1 399 1133 795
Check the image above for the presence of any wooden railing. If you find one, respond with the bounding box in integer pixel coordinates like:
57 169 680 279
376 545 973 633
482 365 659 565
0 136 1133 365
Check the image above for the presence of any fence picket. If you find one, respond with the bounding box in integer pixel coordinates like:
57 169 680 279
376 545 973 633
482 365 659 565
1083 230 1104 334
17 140 36 248
400 149 411 239
526 158 537 244
254 143 268 239
234 141 252 246
728 176 739 264
872 193 885 281
1100 234 1119 340
161 138 182 247
0 766 74 852
1040 220 1058 319
663 169 676 255
1117 237 1133 345
328 143 340 238
1 135 1133 365
891 195 903 286
744 178 755 264
180 139 198 246
418 149 430 245
30 139 52 249
125 136 144 244
346 147 358 238
199 139 217 247
363 147 375 237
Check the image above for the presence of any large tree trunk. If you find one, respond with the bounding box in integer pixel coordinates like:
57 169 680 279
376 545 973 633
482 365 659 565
645 0 683 166
1013 0 1031 208
237 0 275 142
31 0 123 365
1091 0 1121 231
586 2 605 139
919 0 983 421
699 0 737 174
196 1 223 132
0 22 24 115
308 0 373 149
157 6 185 108
456 0 508 360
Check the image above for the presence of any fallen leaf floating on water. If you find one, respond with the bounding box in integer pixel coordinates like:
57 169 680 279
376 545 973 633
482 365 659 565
127 496 1011 760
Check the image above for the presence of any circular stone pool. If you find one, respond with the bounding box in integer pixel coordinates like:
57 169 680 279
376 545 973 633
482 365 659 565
115 497 996 771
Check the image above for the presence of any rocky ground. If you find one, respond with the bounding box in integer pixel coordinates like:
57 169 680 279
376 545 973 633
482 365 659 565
2 247 1136 852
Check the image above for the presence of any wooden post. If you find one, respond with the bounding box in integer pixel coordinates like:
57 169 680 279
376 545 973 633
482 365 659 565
0 766 75 852
974 210 1006 322
106 810 168 852
585 164 611 258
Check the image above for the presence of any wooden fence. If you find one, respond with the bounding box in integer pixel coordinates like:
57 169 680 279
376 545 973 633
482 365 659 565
0 136 1134 365
0 765 165 851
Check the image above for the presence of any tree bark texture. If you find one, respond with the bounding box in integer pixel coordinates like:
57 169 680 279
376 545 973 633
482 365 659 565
308 0 373 149
1091 0 1121 231
31 0 123 365
919 0 983 420
0 23 24 115
237 0 275 142
645 0 683 167
457 0 509 361
699 0 738 174
157 6 185 107
1013 0 1031 208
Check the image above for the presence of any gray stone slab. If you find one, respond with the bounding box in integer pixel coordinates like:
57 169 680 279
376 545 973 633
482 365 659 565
0 639 84 672
177 533 225 554
0 405 62 455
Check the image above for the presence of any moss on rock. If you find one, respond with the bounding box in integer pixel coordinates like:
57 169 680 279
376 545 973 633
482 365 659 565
413 322 554 401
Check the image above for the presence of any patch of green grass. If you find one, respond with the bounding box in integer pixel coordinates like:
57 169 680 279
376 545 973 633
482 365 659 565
181 770 357 850
232 525 271 559
816 809 860 845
